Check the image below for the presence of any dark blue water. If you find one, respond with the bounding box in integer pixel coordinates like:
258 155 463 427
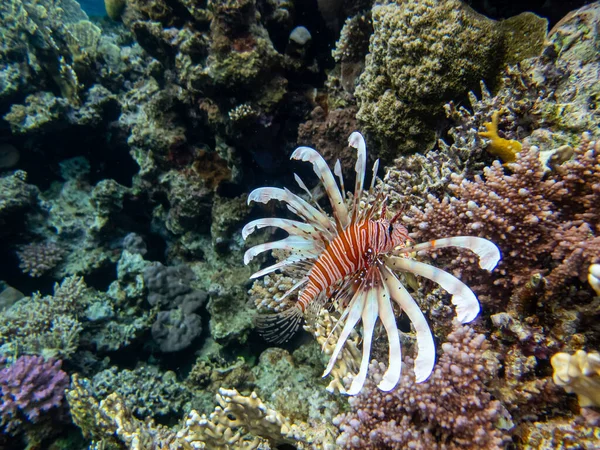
77 0 106 17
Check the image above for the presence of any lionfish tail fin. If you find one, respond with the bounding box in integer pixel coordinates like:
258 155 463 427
255 306 304 344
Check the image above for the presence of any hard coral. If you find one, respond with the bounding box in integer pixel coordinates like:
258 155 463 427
551 350 600 409
0 276 88 359
16 241 65 277
355 0 502 157
405 146 563 299
0 356 69 434
333 325 510 449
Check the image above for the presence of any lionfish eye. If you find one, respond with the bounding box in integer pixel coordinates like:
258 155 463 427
388 224 394 235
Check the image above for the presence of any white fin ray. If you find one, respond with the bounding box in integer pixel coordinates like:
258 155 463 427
244 236 320 265
242 218 325 245
334 160 345 199
347 284 379 395
276 277 309 303
370 159 380 192
397 236 501 271
382 265 435 383
386 256 480 323
291 146 349 228
375 269 402 392
248 187 335 236
323 288 366 378
249 255 311 280
348 132 367 222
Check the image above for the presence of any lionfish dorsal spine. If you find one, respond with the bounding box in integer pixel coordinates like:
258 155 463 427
291 146 349 229
349 131 367 224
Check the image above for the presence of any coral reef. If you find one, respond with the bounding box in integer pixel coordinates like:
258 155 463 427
0 0 599 449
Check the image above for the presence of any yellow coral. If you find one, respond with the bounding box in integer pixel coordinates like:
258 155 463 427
479 111 522 163
551 350 600 408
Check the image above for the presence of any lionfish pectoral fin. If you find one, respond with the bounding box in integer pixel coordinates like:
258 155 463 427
383 266 435 384
347 288 379 395
386 256 480 324
375 272 402 392
397 237 501 272
255 306 304 344
322 289 366 378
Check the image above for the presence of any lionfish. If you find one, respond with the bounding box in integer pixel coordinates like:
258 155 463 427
243 132 500 395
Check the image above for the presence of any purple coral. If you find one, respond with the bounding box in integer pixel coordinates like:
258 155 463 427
333 325 510 449
0 356 69 433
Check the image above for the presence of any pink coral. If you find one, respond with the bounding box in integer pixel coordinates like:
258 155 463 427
405 147 564 299
333 325 510 449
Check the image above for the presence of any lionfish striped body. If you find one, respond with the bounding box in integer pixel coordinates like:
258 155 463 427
243 132 501 395
298 219 408 312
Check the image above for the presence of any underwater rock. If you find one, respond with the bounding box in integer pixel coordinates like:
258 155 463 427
143 263 207 310
122 232 148 256
152 308 203 352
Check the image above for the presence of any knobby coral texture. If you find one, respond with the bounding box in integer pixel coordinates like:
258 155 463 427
334 325 509 449
0 356 69 434
405 134 600 303
243 132 500 395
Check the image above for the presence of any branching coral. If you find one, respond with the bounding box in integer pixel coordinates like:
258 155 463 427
333 325 510 449
0 276 89 359
0 356 69 434
16 241 65 277
404 146 563 299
